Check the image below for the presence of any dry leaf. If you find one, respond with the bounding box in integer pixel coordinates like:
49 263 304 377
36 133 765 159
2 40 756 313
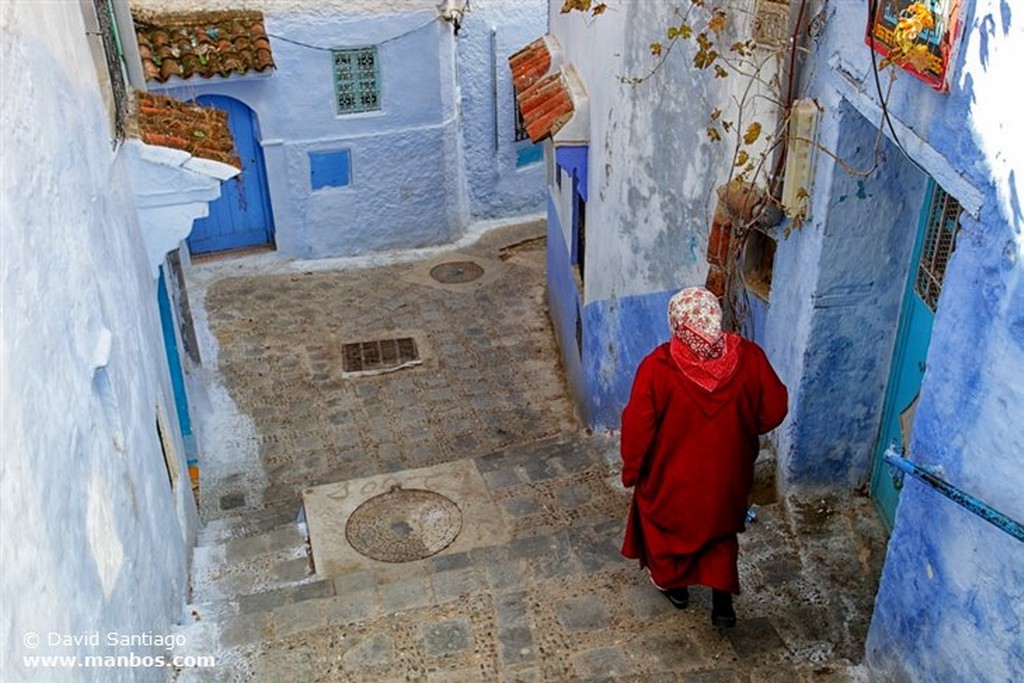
708 10 727 34
743 122 762 145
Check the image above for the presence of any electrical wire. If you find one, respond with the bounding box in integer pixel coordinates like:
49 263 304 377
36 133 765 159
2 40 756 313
866 0 929 176
266 16 439 52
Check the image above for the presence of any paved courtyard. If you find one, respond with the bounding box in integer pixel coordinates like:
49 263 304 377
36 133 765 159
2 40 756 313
175 220 889 681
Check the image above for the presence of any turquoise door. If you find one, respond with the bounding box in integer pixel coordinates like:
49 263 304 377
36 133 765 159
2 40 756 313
157 267 196 465
187 95 274 254
870 181 962 530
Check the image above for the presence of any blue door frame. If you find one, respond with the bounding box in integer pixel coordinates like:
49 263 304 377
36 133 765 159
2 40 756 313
157 267 197 467
188 95 274 254
870 180 943 530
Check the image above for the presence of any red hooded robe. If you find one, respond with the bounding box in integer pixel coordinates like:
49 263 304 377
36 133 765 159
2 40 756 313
620 337 788 593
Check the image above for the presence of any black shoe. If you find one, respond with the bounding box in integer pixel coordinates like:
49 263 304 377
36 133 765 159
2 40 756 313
711 608 737 628
711 589 736 628
660 587 690 610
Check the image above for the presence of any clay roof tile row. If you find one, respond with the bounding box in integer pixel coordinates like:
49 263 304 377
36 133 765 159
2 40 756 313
508 37 551 93
508 35 577 143
134 91 241 169
132 9 275 83
517 72 574 143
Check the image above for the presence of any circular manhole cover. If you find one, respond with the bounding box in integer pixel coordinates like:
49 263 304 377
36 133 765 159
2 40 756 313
429 261 484 284
345 487 462 563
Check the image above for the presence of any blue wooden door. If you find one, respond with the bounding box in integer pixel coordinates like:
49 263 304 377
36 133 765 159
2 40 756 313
187 96 274 254
870 181 961 530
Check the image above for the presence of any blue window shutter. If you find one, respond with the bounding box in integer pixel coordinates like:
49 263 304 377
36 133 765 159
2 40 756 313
310 149 352 189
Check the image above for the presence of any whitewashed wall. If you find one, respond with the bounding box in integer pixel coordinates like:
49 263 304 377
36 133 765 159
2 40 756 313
1 3 197 679
456 0 548 219
547 0 778 425
549 0 774 303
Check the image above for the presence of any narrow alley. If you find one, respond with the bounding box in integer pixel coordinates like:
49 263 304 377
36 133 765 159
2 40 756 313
4 3 1022 682
174 220 887 682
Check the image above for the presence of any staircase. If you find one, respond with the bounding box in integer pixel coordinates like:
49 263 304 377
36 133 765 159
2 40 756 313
173 501 326 681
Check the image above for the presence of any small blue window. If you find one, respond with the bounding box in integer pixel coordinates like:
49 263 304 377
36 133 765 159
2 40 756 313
310 149 351 190
516 143 543 167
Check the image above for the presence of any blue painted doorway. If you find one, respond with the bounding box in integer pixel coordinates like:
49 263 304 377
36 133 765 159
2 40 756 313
188 95 274 254
870 181 962 530
157 266 197 467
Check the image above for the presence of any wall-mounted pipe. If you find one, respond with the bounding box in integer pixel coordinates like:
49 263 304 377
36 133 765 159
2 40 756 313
491 26 499 152
884 447 1024 543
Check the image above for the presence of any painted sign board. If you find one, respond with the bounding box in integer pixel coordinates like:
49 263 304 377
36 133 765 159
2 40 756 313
866 0 961 92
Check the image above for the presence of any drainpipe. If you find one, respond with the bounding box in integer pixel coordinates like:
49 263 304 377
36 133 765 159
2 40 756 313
491 26 499 152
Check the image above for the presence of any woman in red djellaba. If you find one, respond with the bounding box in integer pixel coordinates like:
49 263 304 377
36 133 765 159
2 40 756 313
620 286 788 627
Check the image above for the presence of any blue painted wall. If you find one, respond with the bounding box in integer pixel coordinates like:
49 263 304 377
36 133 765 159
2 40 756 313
545 139 676 428
773 101 925 487
546 194 588 422
2 4 199 676
583 289 675 427
159 10 464 259
779 1 1024 679
152 1 548 259
153 2 546 259
457 1 547 220
544 2 764 431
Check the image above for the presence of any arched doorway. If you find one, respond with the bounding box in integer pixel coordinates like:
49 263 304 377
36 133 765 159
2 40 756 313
188 95 275 254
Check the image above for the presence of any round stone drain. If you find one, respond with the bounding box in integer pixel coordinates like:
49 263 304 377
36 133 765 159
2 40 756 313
429 260 484 284
345 487 462 563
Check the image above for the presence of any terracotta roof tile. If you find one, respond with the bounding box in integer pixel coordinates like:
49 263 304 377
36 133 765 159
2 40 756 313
133 92 241 169
508 37 552 93
515 71 574 143
132 9 275 83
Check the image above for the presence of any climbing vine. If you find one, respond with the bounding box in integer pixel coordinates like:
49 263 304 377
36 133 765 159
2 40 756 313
559 0 943 329
561 0 944 227
564 0 798 228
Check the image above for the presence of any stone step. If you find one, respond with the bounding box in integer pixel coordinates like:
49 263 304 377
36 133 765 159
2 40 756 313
196 498 304 546
190 522 313 604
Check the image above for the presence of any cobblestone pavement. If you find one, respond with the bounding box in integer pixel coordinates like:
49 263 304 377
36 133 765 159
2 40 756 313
176 220 888 682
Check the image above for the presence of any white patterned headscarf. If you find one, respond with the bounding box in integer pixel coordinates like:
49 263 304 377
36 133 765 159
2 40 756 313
667 286 725 359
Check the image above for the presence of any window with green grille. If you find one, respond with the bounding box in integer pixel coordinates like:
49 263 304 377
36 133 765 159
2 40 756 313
914 185 963 312
332 47 380 115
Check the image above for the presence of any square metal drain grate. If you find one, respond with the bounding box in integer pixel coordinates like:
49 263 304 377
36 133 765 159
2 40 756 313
342 337 420 373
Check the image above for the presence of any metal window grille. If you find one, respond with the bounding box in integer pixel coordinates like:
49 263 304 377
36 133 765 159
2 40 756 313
93 0 129 142
514 95 529 142
914 185 962 312
333 47 380 115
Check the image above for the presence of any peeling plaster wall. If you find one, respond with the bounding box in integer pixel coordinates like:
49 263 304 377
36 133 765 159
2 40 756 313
761 0 1023 679
140 0 546 259
548 1 770 427
456 1 547 219
1 2 197 679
